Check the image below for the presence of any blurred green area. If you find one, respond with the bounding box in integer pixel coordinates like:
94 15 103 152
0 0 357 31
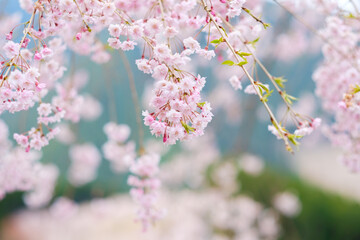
1 165 360 240
239 169 360 240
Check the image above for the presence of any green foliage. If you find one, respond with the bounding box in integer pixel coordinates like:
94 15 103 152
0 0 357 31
346 12 356 19
283 92 297 105
287 133 301 146
239 168 360 240
236 52 252 57
197 102 206 108
211 37 224 48
256 82 272 102
263 22 271 29
247 37 260 48
273 76 287 89
222 51 250 67
352 84 360 94
2 164 360 240
237 60 248 66
181 121 195 133
222 60 235 66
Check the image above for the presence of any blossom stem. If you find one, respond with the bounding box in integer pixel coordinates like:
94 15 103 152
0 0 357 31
220 17 297 116
157 0 170 46
72 0 91 32
200 0 292 152
1 3 38 87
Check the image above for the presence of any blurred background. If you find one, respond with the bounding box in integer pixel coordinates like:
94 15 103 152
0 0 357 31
1 0 360 240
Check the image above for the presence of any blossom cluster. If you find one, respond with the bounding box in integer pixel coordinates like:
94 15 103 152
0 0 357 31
312 15 360 171
0 0 329 233
102 122 136 172
68 143 101 186
2 191 283 240
1 0 309 153
142 72 213 144
128 153 164 231
0 119 58 208
1 140 304 240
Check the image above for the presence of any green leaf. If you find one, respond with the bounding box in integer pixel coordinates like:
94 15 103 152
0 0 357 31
347 12 356 19
251 37 260 44
236 60 248 66
197 102 206 108
247 37 260 46
352 84 360 94
237 52 252 57
283 92 297 105
263 22 271 29
256 83 271 102
273 76 287 88
257 83 269 93
211 38 223 44
211 37 224 49
288 134 300 146
222 60 235 66
258 85 263 96
262 90 273 102
181 121 195 134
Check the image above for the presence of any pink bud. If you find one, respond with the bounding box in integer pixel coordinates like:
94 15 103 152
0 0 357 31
34 52 42 61
6 32 13 40
312 118 322 128
76 32 82 40
22 38 30 48
163 133 167 143
41 47 53 57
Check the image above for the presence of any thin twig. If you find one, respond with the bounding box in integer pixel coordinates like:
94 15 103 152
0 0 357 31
200 0 292 152
119 51 145 155
157 0 170 46
220 17 297 117
103 63 118 123
1 4 38 87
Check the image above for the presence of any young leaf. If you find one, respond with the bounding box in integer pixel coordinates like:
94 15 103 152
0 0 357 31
181 121 194 133
352 84 360 94
273 76 287 88
247 37 260 47
197 102 206 108
222 60 235 66
257 83 269 93
283 92 297 105
288 134 300 146
262 90 273 102
211 38 223 44
237 52 252 57
236 60 248 66
263 22 271 29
